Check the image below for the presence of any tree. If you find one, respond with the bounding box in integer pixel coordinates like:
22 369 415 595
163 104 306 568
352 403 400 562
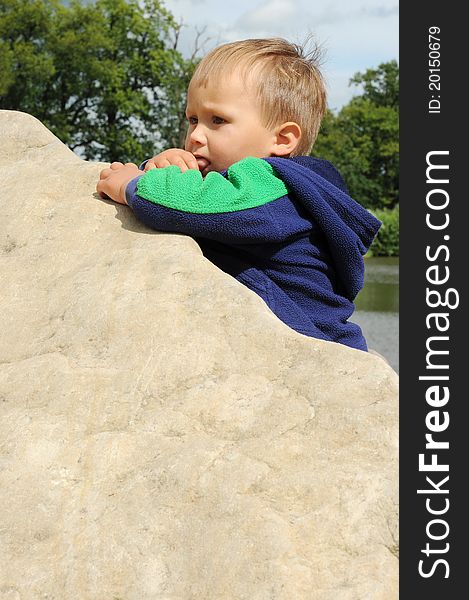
157 25 208 149
0 0 57 104
350 60 399 108
313 61 399 210
0 0 197 162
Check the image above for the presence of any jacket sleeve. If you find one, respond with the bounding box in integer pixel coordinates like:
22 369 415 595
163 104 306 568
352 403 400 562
125 157 308 244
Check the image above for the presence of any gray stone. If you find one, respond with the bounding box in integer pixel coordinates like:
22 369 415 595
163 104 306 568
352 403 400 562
0 110 398 599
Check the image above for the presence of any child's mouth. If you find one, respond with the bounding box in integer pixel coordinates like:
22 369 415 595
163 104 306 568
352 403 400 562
195 157 210 172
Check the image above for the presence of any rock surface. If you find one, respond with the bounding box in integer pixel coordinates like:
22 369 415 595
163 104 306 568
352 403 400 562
0 111 398 599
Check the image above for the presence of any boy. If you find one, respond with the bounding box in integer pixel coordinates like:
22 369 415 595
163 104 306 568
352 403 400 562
97 38 381 351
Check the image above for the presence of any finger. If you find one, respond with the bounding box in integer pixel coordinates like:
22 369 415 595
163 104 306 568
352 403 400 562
185 153 199 170
110 162 124 170
144 161 156 171
155 159 171 168
96 180 108 198
125 163 138 168
99 168 112 180
173 158 189 172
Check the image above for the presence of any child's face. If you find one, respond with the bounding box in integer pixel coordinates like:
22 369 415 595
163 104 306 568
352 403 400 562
184 72 278 175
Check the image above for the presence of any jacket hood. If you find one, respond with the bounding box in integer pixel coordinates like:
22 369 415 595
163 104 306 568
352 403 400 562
266 156 382 300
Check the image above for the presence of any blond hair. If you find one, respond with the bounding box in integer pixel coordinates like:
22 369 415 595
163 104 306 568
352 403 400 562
189 38 326 156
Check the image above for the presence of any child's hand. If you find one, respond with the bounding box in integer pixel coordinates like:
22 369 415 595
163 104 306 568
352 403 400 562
97 162 140 205
144 149 199 172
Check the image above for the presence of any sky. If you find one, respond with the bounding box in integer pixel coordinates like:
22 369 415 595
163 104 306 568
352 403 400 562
161 0 398 110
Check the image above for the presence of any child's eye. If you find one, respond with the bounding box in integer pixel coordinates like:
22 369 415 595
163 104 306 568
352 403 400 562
212 116 225 125
187 116 198 125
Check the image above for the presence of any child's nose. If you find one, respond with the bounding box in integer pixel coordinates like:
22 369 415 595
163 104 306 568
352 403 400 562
189 124 206 146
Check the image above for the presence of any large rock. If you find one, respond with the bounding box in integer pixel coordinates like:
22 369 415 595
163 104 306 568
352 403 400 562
0 111 398 599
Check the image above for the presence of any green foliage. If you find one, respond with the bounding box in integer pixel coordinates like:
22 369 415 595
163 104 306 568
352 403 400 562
0 0 57 102
350 60 399 108
158 49 200 150
0 0 196 161
369 205 399 257
313 60 399 212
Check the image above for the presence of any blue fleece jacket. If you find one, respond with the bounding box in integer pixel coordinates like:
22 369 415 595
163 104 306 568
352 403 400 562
125 156 381 351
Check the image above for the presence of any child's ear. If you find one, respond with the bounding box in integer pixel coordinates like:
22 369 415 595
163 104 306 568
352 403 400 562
272 122 302 156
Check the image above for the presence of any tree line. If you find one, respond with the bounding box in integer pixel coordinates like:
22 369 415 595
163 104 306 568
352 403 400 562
0 0 195 159
313 60 399 256
1 0 398 254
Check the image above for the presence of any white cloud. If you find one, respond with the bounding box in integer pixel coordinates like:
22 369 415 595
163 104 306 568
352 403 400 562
235 0 398 30
236 0 301 31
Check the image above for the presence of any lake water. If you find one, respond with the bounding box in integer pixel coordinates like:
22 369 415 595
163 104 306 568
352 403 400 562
350 257 399 373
